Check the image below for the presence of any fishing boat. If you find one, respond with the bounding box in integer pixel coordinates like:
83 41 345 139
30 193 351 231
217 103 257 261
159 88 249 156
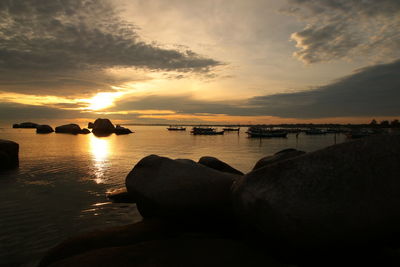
222 127 240 132
304 128 327 135
191 127 224 135
246 127 287 138
167 126 186 131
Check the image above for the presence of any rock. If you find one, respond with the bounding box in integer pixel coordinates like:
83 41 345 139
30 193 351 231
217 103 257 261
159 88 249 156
0 139 19 170
233 135 400 255
88 122 94 129
125 155 240 219
106 188 136 203
252 148 306 170
92 118 115 136
55 124 82 135
39 220 284 267
36 125 54 134
80 128 91 134
12 122 38 128
198 156 243 175
114 125 133 135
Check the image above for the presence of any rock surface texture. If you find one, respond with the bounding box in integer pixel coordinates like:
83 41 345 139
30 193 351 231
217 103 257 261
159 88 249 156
252 148 306 170
198 156 244 175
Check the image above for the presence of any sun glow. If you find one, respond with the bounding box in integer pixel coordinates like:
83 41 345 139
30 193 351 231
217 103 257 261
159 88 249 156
86 92 123 111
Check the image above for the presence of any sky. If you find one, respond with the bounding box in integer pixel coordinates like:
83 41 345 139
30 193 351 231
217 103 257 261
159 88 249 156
0 0 399 125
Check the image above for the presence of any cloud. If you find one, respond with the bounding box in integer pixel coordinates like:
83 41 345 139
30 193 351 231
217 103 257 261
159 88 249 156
0 0 220 96
112 59 400 119
285 0 400 63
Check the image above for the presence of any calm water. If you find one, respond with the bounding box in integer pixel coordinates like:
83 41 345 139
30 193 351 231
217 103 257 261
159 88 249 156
0 126 346 266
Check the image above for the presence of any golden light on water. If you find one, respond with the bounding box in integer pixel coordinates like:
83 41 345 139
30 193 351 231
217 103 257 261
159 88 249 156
89 135 111 184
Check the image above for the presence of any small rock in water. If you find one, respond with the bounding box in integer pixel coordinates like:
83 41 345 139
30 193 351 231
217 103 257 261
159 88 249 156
0 139 19 170
12 122 38 128
125 155 240 219
115 125 133 135
198 156 243 175
55 124 82 135
80 128 91 134
36 125 54 134
87 122 94 129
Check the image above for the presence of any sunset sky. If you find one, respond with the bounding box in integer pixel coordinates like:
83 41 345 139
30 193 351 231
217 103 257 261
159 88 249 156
0 0 399 125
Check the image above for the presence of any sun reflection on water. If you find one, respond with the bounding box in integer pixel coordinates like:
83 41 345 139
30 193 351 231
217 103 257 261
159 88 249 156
89 135 111 184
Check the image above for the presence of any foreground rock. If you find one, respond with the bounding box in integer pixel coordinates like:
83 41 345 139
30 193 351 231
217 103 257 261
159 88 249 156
36 125 54 134
39 220 285 267
252 148 306 170
198 156 243 175
126 155 240 219
12 122 38 128
233 134 400 255
106 188 136 203
0 139 19 170
114 125 133 135
55 124 82 135
92 118 115 136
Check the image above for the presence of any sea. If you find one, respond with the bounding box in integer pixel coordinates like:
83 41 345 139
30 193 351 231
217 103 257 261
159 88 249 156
0 125 346 266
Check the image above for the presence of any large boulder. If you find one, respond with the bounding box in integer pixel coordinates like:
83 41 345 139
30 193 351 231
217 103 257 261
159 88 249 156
12 122 38 128
92 118 115 136
125 155 240 219
198 156 243 175
55 124 82 135
252 148 306 171
233 135 400 255
114 125 133 135
0 139 19 170
36 125 54 134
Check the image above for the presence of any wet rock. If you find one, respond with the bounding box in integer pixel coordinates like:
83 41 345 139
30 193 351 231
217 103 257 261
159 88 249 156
80 128 91 134
252 148 306 170
0 139 19 170
114 125 133 135
125 155 239 219
106 188 136 203
88 122 94 129
12 122 38 128
233 135 400 254
36 125 54 134
92 118 115 136
198 156 243 175
55 124 82 135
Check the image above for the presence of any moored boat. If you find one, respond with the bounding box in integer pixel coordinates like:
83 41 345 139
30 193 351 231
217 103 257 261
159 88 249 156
304 128 327 135
223 127 240 132
167 126 186 131
191 127 224 135
246 127 287 138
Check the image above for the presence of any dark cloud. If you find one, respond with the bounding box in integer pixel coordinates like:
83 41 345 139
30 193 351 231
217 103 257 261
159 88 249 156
285 0 400 63
0 0 220 95
113 59 400 118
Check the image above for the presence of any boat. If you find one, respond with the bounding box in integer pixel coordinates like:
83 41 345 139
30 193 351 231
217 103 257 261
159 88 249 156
191 127 224 135
222 127 240 132
345 129 372 139
167 126 186 131
246 127 287 138
304 128 327 135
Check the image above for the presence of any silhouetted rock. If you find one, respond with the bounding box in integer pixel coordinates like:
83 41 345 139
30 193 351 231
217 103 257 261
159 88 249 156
198 156 243 175
12 122 38 128
106 188 136 203
115 125 133 135
36 125 54 134
92 118 115 136
87 122 94 129
233 135 400 255
125 155 239 219
80 128 91 134
55 124 82 134
0 139 19 170
252 148 306 170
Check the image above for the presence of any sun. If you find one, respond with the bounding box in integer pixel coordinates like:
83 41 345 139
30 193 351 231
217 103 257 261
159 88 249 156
86 92 122 111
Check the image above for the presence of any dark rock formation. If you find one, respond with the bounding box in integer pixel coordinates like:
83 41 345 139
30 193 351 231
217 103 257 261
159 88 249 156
12 122 38 128
87 122 94 129
106 188 136 203
198 156 243 175
92 118 115 136
252 148 306 170
0 139 19 170
36 125 54 134
233 135 400 255
55 124 82 135
80 128 91 134
125 155 240 219
114 125 133 135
